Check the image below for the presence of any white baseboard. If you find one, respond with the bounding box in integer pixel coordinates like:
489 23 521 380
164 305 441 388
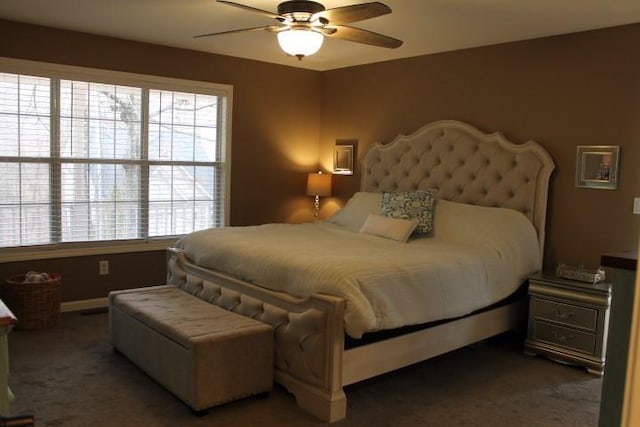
60 297 109 313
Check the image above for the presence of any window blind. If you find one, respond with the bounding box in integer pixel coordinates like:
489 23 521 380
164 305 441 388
0 68 229 251
0 73 52 247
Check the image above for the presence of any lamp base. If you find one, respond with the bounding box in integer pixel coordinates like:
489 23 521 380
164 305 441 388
313 195 320 222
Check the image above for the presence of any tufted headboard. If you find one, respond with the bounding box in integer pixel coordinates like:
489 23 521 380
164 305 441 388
362 120 555 256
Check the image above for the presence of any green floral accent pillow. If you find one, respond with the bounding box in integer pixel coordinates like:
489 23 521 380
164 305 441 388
381 189 437 235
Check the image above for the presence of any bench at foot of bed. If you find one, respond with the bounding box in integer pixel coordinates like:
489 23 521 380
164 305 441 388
109 285 274 413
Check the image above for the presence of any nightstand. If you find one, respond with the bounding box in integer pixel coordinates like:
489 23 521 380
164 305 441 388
524 271 611 375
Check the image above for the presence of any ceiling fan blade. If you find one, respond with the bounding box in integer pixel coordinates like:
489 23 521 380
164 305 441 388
194 25 281 39
325 25 402 49
315 2 391 25
216 0 282 20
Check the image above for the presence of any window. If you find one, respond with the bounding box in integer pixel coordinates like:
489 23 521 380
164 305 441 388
0 59 231 258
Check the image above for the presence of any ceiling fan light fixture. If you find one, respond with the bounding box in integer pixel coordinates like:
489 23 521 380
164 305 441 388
277 28 323 60
200 1 402 61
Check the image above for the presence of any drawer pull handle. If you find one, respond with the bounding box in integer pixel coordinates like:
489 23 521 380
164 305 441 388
554 309 574 320
551 330 574 342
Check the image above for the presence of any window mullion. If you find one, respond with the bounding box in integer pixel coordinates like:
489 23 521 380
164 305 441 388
170 92 175 236
50 78 61 243
216 96 225 227
140 89 150 240
192 94 197 229
17 76 23 243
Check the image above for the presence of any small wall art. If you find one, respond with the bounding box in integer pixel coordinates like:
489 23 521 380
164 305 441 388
334 141 356 175
575 145 620 190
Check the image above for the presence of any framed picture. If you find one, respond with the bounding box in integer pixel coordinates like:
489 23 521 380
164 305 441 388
334 142 356 175
575 145 620 190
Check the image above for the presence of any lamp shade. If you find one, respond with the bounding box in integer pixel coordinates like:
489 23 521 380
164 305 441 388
306 171 332 197
277 28 324 58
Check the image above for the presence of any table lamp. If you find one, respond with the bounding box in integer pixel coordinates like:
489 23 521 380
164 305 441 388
306 171 332 221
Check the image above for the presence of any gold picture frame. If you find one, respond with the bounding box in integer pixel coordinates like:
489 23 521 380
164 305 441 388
575 145 620 190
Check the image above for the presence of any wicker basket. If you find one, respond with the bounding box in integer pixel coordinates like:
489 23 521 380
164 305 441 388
2 273 62 330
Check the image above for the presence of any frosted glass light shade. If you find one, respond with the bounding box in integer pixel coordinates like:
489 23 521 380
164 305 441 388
277 29 324 58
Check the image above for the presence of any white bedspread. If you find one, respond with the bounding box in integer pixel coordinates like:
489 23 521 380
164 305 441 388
175 200 541 338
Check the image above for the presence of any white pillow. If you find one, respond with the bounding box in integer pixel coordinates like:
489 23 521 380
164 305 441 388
328 192 382 231
359 214 418 242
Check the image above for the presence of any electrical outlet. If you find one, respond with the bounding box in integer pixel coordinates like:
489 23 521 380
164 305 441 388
99 260 109 275
634 198 640 215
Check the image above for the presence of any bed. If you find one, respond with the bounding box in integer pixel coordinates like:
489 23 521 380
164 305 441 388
166 119 555 422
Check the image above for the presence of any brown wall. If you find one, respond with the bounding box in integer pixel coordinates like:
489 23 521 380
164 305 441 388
320 23 640 269
0 19 323 301
0 252 167 302
0 20 638 302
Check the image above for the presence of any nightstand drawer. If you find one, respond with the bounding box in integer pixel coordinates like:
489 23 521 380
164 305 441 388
533 321 596 354
533 298 597 330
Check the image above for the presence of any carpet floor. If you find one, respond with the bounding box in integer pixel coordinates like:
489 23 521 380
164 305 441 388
6 312 602 427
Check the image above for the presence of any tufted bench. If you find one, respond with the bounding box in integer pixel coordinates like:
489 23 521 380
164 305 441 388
109 285 274 413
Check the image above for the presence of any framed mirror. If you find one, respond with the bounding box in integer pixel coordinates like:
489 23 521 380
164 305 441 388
575 145 620 190
334 142 355 175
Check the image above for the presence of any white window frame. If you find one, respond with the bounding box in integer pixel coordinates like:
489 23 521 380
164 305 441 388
0 57 232 262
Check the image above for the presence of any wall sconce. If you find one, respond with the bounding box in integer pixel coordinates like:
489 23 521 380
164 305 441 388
306 171 332 221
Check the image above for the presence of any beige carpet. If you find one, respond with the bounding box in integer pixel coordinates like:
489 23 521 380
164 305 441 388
7 312 601 426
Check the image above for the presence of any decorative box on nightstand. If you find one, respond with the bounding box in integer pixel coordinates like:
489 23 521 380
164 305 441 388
524 271 611 375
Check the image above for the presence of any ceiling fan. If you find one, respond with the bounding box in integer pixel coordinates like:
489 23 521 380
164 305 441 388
194 0 403 60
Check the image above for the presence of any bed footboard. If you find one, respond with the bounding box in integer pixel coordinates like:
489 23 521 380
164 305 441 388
166 248 348 422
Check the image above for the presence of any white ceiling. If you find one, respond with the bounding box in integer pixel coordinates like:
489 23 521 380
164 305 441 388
1 0 639 71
